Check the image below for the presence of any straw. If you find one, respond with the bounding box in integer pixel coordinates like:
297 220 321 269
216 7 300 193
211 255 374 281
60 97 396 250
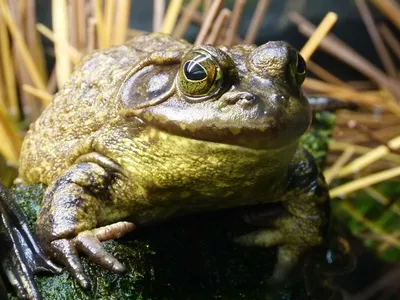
0 0 45 90
112 0 131 45
160 0 183 34
203 0 212 17
172 0 201 39
379 230 400 252
0 9 19 120
88 17 97 52
290 12 400 99
22 84 53 105
356 0 397 77
195 0 223 45
244 0 270 44
26 0 47 83
76 0 87 50
378 24 400 60
324 146 355 184
299 12 338 61
153 0 165 32
36 23 83 65
365 187 393 207
182 6 202 26
7 0 41 121
94 0 107 48
46 67 58 94
331 166 400 198
340 124 400 144
306 60 350 87
329 141 400 164
68 0 78 48
340 201 400 248
105 0 116 47
370 0 400 31
224 0 246 46
335 111 399 127
0 105 21 165
303 78 385 107
52 0 71 88
206 8 231 45
0 71 5 109
337 135 400 178
385 95 400 119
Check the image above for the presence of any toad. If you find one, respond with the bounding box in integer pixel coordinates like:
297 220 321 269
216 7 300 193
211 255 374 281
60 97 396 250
17 33 329 288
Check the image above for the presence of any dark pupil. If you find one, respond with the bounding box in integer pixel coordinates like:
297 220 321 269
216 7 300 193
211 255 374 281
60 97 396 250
184 60 207 81
296 54 306 74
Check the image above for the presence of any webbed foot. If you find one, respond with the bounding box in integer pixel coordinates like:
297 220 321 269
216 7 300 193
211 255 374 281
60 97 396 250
43 222 135 289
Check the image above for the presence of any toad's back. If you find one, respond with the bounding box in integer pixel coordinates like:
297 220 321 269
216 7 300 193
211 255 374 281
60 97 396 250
19 34 190 184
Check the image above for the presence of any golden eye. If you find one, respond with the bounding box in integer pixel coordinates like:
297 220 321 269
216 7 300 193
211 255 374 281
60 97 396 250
178 51 222 98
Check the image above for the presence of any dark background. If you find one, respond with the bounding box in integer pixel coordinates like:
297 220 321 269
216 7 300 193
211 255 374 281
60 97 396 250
36 0 400 81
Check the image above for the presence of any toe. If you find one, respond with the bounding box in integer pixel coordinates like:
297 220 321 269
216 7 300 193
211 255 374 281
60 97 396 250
92 221 135 241
269 245 302 284
235 229 284 247
49 239 91 289
74 231 125 273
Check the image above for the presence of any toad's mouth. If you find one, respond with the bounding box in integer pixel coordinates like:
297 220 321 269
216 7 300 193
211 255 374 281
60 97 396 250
127 108 310 150
121 86 311 150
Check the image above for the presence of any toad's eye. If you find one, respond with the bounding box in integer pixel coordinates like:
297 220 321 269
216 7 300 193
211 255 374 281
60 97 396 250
178 51 222 98
296 53 306 75
294 53 306 85
183 60 207 81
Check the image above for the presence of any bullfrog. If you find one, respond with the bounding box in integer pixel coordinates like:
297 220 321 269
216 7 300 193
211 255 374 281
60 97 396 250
14 33 329 290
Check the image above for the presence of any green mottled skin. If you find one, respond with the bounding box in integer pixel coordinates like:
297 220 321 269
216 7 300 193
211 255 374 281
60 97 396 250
18 33 329 285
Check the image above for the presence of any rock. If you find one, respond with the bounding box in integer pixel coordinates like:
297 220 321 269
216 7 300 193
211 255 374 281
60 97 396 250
7 183 341 300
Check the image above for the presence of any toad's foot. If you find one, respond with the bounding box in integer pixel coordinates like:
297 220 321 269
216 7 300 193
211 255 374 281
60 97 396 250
47 221 135 289
235 214 323 283
236 149 330 283
36 157 135 288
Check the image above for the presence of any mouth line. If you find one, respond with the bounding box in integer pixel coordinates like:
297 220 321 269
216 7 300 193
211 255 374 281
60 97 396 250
133 114 296 151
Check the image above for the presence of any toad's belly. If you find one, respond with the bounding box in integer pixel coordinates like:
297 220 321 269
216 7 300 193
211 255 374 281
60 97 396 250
100 179 286 227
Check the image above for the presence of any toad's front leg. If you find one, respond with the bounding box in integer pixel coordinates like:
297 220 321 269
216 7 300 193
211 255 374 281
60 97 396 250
236 149 330 283
36 154 135 288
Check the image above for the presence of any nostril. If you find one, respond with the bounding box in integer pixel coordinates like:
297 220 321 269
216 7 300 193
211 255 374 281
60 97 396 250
242 93 255 102
238 93 256 109
221 91 256 107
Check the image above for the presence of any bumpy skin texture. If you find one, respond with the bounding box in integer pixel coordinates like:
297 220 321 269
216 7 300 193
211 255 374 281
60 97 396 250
19 33 329 287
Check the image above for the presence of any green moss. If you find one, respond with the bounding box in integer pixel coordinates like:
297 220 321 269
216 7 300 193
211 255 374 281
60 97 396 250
301 111 336 169
7 185 339 300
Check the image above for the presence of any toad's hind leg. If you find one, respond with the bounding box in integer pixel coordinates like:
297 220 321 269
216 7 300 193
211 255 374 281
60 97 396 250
236 149 330 283
36 154 135 289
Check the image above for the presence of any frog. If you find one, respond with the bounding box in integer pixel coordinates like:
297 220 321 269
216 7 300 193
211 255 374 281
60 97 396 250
15 33 330 290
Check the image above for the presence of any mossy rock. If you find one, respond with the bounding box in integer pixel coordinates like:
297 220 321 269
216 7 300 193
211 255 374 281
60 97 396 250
7 184 342 300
